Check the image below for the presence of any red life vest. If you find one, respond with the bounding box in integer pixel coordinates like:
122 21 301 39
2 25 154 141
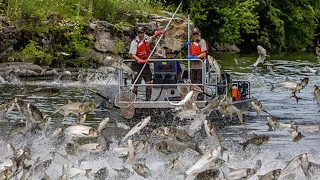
136 39 151 59
190 38 208 56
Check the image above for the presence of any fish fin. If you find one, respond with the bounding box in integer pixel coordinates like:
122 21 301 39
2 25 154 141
85 169 92 178
296 97 302 103
270 83 275 91
285 76 290 81
239 142 247 151
194 143 203 155
253 133 258 137
68 99 73 104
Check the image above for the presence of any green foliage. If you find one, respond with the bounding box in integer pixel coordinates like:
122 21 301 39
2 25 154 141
113 38 126 54
20 40 54 65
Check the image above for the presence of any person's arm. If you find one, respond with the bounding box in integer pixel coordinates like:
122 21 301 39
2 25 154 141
198 51 207 60
198 39 208 60
152 30 165 41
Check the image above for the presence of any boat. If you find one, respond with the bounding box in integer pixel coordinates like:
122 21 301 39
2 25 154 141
115 58 254 120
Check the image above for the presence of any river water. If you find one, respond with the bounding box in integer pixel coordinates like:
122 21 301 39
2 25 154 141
0 52 320 179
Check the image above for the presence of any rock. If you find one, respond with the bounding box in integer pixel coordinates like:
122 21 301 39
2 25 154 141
0 25 21 61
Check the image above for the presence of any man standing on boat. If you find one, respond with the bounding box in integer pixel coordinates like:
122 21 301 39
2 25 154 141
129 26 165 100
165 48 183 81
187 27 208 85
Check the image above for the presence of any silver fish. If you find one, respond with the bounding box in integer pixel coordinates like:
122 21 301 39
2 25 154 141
165 156 182 170
201 95 225 115
127 139 134 164
251 100 270 116
185 146 221 176
300 153 310 178
313 85 320 106
78 143 106 153
132 163 152 178
297 124 320 133
120 116 151 144
68 167 92 178
134 140 150 155
155 140 202 155
258 169 281 180
54 101 96 119
64 124 98 139
270 77 303 91
4 102 15 115
225 168 257 180
305 66 320 75
239 133 270 150
94 167 108 180
98 117 109 133
174 102 199 120
300 77 309 88
168 90 193 106
280 153 307 178
290 126 305 142
217 99 244 123
204 119 221 147
27 103 44 122
76 113 86 124
253 45 268 68
208 55 221 83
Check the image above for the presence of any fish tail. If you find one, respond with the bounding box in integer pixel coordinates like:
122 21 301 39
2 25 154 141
270 83 275 91
85 169 92 178
239 142 248 151
194 143 203 155
295 97 302 103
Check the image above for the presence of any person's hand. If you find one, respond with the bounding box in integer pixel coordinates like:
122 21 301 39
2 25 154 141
154 30 165 36
187 55 198 59
138 58 149 64
185 41 191 47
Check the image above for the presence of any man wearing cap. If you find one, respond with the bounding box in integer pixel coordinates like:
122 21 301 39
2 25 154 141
129 26 165 100
165 48 182 81
187 27 208 84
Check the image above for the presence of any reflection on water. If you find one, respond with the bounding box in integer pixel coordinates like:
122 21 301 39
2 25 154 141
0 53 320 179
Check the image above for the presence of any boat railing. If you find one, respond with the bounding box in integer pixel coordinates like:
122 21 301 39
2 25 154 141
118 58 232 100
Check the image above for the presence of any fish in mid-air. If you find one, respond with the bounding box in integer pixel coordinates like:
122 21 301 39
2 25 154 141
289 91 302 103
239 133 270 150
253 45 268 68
168 90 193 106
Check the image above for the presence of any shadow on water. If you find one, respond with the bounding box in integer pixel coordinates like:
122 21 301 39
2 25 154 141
0 52 320 179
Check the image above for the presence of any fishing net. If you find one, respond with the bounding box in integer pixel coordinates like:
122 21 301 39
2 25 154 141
115 91 136 119
177 84 201 102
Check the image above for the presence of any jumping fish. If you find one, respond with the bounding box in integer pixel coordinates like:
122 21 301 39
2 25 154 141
253 45 268 68
239 133 270 150
185 146 221 177
280 153 307 178
168 90 193 106
132 163 151 179
120 116 151 144
98 117 110 133
204 120 221 147
64 125 98 139
270 77 304 92
225 163 260 180
290 125 305 142
208 55 222 83
258 169 281 180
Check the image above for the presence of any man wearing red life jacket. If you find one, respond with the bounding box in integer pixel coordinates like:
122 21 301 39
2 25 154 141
187 27 208 85
129 26 165 100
